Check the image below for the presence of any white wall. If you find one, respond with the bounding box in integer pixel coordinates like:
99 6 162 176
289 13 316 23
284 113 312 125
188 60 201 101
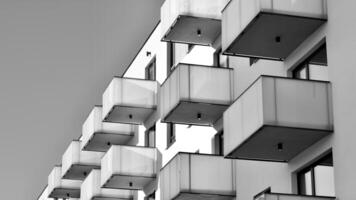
325 0 356 199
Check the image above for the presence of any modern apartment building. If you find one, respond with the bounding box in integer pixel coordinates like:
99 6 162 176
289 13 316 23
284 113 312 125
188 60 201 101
37 0 356 199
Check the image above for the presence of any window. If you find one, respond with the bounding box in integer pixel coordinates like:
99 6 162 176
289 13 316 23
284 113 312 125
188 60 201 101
214 131 224 156
293 43 328 81
167 42 175 74
167 123 176 148
145 125 156 148
298 152 335 197
145 57 156 81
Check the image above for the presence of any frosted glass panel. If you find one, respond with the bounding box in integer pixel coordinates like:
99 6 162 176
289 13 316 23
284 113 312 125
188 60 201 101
160 153 235 200
263 77 332 130
81 169 133 200
224 78 264 156
102 77 158 119
160 64 233 120
101 145 158 186
314 166 335 196
161 0 229 37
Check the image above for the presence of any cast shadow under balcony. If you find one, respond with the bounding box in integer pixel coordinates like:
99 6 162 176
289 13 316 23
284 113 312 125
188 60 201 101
222 0 327 60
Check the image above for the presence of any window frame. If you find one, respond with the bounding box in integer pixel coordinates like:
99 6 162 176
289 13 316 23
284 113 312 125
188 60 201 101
145 56 156 81
297 151 334 196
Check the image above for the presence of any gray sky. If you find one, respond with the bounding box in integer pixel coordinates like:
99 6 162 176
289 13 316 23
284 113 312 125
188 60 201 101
0 0 163 199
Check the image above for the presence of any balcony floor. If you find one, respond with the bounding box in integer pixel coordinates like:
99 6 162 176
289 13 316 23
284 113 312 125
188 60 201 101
62 164 99 180
82 132 133 152
49 188 80 199
226 125 332 162
224 12 326 60
102 174 155 190
104 105 155 125
174 192 235 200
162 15 221 45
163 101 229 126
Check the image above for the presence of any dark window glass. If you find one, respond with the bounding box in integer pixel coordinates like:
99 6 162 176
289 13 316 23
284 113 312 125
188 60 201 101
293 43 328 81
249 57 259 66
144 191 155 200
145 125 156 148
214 131 224 156
298 152 335 197
145 57 156 81
167 123 176 148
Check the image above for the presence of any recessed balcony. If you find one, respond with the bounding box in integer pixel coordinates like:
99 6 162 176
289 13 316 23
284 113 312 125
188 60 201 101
254 193 335 200
160 64 234 126
81 106 137 152
160 153 236 200
62 140 104 180
161 0 229 45
81 169 135 200
101 145 160 190
102 77 158 125
222 0 327 60
48 166 82 199
224 76 333 162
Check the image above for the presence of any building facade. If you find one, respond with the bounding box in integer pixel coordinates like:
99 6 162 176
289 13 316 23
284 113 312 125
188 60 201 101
38 0 356 200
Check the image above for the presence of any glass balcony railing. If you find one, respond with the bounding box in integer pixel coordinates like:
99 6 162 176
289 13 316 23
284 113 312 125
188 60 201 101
161 0 229 45
222 0 327 60
101 145 160 190
102 77 159 125
160 64 234 126
160 153 236 200
224 76 333 162
81 106 137 152
61 140 104 180
255 193 335 200
81 169 135 200
48 166 82 199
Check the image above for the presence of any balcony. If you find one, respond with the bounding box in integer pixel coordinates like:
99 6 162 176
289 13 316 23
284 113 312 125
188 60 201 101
161 0 229 45
160 64 234 126
48 166 82 199
101 145 159 190
160 153 235 200
102 77 158 125
255 193 335 200
62 140 104 180
81 106 137 152
222 0 327 60
81 169 135 200
224 76 333 162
